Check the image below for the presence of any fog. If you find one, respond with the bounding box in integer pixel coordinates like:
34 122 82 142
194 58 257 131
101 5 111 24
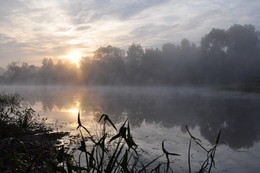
1 24 260 87
1 23 260 172
1 85 260 150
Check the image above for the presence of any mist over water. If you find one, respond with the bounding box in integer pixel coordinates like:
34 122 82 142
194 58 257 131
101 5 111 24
2 85 260 149
1 85 260 172
1 0 260 170
1 24 260 172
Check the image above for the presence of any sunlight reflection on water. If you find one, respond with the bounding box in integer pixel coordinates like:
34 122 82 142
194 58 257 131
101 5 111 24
1 85 260 172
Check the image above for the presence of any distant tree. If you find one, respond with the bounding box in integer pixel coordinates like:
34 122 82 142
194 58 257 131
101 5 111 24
4 62 39 84
126 44 144 66
2 24 260 86
200 24 260 84
181 39 191 50
200 28 231 84
42 58 54 71
80 56 94 84
40 58 61 84
52 59 79 84
81 46 125 84
125 44 144 83
141 48 162 84
94 45 124 62
201 28 228 56
5 62 21 81
179 39 200 84
0 67 5 76
228 24 258 53
227 24 260 82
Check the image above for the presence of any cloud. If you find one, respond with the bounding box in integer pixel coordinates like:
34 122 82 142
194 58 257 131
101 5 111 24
0 36 32 65
0 0 260 66
61 0 169 25
0 33 16 44
75 26 91 31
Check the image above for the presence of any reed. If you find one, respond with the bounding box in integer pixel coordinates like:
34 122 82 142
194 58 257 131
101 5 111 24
49 112 222 173
0 93 222 172
0 93 64 172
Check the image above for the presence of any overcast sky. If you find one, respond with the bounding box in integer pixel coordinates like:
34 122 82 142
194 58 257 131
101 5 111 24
0 0 260 67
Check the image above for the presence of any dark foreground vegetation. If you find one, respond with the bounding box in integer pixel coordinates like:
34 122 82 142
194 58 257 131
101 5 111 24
1 24 260 88
0 93 222 172
0 93 68 172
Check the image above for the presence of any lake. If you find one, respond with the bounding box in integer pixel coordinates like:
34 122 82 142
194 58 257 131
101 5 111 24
1 85 260 172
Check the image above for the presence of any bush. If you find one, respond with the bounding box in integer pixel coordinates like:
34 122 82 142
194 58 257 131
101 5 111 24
0 93 65 172
0 93 50 139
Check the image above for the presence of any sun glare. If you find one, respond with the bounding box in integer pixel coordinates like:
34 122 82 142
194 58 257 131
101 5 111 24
69 109 79 115
66 100 81 116
67 50 82 66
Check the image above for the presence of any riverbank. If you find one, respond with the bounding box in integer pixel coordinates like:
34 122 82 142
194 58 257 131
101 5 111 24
0 93 67 172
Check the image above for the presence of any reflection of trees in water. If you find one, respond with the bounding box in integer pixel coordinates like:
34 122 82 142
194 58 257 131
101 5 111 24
80 90 260 149
11 86 260 149
198 99 260 149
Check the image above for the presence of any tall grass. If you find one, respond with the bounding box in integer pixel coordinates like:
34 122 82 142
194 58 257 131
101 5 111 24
0 93 51 138
49 112 222 173
0 93 60 172
0 93 222 172
186 125 221 173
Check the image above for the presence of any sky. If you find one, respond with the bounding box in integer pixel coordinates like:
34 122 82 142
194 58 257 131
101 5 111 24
0 0 260 67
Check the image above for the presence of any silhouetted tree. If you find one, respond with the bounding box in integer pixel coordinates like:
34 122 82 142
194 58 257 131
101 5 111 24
81 45 125 84
2 24 260 86
125 44 144 83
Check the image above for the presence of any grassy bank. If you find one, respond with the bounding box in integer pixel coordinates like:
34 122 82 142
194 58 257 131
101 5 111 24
0 93 67 172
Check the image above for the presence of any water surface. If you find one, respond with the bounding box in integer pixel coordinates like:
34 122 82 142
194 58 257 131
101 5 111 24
1 85 260 172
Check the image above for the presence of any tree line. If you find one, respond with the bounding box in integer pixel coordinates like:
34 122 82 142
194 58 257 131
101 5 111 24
1 24 260 86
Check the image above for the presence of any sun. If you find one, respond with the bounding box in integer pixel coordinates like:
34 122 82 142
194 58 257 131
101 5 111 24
68 108 79 115
67 50 82 66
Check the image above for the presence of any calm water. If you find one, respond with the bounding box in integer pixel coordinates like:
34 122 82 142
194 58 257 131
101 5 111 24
1 85 260 172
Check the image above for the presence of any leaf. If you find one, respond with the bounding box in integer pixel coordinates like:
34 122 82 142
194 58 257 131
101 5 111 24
162 140 180 156
109 133 121 142
124 122 138 148
70 165 88 171
57 146 65 163
186 125 201 142
119 119 128 138
138 154 164 173
120 149 130 173
77 111 82 129
215 130 221 145
95 134 108 153
188 139 192 173
89 148 96 168
98 114 106 123
110 119 128 142
99 114 117 131
105 115 117 131
81 125 92 137
78 140 87 152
